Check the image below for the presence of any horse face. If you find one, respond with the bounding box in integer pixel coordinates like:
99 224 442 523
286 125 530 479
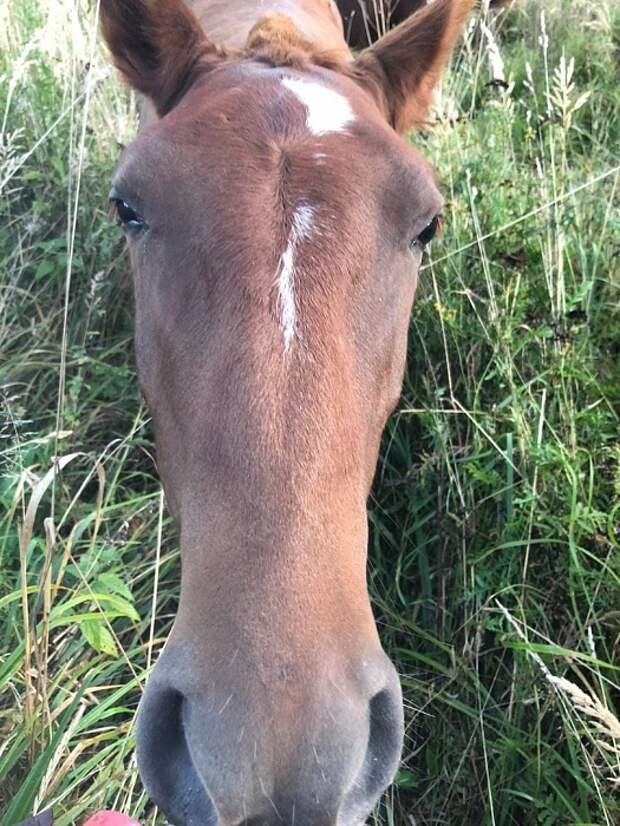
101 2 472 823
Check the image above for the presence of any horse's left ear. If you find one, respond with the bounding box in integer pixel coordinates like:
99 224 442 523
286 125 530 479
100 0 229 117
349 0 475 133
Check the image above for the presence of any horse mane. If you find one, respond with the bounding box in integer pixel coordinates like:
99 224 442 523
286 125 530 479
245 13 349 73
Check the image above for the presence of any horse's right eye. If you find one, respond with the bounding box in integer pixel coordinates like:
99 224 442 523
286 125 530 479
109 192 147 233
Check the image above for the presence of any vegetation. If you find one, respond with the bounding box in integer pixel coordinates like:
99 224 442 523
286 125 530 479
1 1 619 824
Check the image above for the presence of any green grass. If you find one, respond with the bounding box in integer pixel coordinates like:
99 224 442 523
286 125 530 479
1 1 619 824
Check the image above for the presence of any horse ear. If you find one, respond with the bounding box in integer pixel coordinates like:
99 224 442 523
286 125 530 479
349 0 475 132
100 0 228 117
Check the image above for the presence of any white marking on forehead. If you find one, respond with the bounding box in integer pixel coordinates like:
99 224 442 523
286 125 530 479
276 203 315 353
282 77 354 135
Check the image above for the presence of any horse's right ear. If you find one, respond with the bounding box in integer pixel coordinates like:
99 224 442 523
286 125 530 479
100 0 229 117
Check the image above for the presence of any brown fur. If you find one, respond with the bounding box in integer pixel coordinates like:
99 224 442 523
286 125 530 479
245 12 351 71
99 2 480 824
102 0 478 130
100 0 235 115
348 0 476 131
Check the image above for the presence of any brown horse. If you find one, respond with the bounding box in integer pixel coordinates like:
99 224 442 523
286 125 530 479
337 0 429 48
100 1 475 823
337 0 510 48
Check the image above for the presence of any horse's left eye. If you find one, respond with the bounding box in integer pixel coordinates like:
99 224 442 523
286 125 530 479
109 196 147 232
412 214 442 249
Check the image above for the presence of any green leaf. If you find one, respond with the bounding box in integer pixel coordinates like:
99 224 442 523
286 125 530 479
53 592 139 623
2 690 84 824
80 618 118 656
34 260 55 279
93 572 133 603
394 769 420 789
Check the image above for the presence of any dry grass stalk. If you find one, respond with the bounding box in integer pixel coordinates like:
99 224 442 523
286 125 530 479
548 675 620 784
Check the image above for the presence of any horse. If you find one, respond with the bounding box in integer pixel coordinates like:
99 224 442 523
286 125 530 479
100 1 476 823
337 0 430 48
337 0 510 48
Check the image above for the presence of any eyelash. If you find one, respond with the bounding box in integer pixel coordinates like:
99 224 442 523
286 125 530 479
109 197 148 233
412 214 443 250
107 195 441 251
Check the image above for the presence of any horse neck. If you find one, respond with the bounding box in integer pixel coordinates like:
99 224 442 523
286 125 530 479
189 0 349 53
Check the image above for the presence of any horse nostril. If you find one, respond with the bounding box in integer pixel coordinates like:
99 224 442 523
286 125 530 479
340 672 404 823
364 684 405 787
136 681 217 826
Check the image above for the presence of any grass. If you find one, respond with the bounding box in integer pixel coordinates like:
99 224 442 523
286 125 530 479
1 0 619 824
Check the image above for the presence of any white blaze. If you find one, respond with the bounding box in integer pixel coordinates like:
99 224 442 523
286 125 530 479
276 204 315 352
282 77 354 135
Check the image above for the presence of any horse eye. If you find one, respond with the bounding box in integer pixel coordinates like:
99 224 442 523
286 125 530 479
413 214 442 249
109 196 146 232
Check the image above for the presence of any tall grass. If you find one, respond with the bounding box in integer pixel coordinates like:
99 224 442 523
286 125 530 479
1 1 619 824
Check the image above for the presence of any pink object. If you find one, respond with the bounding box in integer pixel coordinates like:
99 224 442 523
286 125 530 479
83 813 140 826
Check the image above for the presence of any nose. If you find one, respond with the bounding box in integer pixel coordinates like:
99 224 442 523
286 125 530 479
135 650 403 826
135 684 217 826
